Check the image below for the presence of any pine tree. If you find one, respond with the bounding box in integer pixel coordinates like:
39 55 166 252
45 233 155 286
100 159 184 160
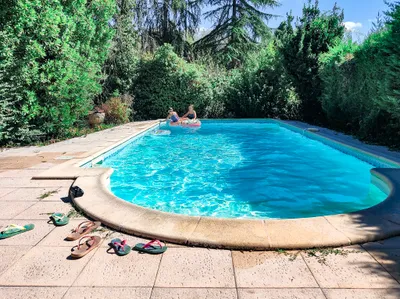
276 0 345 123
136 0 201 54
195 0 279 65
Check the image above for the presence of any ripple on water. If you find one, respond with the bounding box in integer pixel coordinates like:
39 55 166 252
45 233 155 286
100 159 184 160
103 121 388 219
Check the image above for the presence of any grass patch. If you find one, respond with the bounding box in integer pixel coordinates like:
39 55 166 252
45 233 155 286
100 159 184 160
38 190 58 199
277 247 360 264
67 208 84 219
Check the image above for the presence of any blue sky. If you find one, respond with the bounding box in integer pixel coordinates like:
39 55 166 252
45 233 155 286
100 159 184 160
201 0 390 40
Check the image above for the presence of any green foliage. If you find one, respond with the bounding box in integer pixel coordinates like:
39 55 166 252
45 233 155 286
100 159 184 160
319 1 400 147
319 39 360 131
277 0 345 123
131 44 213 119
196 0 279 65
0 0 116 145
226 43 299 118
99 0 139 103
2 0 400 151
101 96 133 124
135 0 201 54
379 1 400 121
193 55 233 118
0 40 41 144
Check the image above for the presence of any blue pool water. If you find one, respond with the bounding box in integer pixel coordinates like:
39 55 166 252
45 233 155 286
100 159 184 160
102 121 387 219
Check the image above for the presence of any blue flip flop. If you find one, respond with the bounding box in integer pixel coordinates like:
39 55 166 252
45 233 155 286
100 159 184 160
109 238 131 256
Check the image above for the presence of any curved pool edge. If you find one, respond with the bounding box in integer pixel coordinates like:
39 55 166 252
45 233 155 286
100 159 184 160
66 167 400 250
32 119 400 250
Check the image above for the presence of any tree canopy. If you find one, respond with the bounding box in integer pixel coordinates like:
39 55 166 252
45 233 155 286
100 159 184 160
195 0 279 65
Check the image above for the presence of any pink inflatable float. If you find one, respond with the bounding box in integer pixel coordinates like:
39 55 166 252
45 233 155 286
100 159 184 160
169 119 201 127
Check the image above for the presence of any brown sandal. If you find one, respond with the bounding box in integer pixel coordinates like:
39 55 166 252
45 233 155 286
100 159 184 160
66 221 101 241
70 235 101 259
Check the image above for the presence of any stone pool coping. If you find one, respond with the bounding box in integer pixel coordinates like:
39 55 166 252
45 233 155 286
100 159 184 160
32 119 400 250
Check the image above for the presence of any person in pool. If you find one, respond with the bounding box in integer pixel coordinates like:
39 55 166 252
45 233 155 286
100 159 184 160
181 104 197 121
166 108 181 123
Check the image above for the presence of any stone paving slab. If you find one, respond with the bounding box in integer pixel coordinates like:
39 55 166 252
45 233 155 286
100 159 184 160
232 251 318 288
237 288 325 299
0 287 68 299
322 288 400 299
302 247 400 288
73 246 161 287
0 188 15 198
0 246 32 277
151 288 238 299
265 217 350 248
362 237 400 249
0 201 36 219
155 248 235 288
0 246 96 286
0 178 73 188
13 201 75 220
0 187 63 202
368 249 400 281
65 287 152 299
0 169 45 178
29 162 58 170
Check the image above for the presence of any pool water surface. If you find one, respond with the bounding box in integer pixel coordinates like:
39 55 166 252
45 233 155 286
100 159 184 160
101 121 387 219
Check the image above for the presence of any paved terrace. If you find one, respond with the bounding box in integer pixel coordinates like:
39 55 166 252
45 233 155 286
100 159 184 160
0 121 400 298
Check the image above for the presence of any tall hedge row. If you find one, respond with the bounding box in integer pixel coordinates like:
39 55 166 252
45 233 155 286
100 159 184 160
320 2 400 147
0 0 115 144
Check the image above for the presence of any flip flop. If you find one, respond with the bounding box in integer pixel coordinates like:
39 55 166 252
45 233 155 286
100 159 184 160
66 221 101 241
0 224 35 240
70 235 101 259
109 238 131 256
49 213 69 226
133 239 167 254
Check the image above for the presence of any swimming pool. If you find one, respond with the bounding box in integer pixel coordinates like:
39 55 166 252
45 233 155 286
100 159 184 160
100 120 389 219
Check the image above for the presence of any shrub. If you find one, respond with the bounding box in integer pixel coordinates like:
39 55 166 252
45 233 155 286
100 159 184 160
320 1 400 147
101 95 133 124
131 44 213 120
225 43 300 118
276 1 345 123
0 0 116 145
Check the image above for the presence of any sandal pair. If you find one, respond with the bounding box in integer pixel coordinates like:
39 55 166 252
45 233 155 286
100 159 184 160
67 221 102 259
108 239 167 256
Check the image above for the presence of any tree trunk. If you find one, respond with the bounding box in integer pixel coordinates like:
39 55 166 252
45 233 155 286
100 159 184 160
162 0 169 43
231 0 237 43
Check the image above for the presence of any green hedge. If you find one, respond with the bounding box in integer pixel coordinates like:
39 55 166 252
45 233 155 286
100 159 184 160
320 2 400 147
132 44 214 120
225 44 299 118
0 0 115 145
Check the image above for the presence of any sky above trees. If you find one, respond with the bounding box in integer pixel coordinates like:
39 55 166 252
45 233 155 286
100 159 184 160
201 0 389 40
